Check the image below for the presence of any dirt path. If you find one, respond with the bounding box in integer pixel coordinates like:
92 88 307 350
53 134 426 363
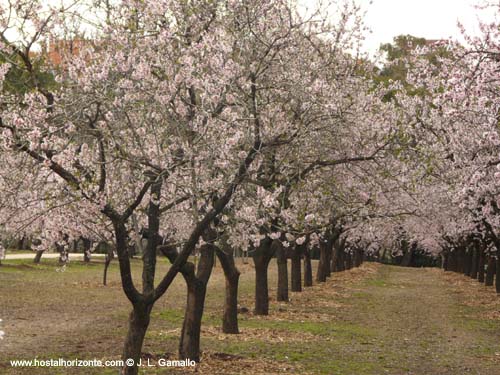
341 265 500 375
4 253 105 260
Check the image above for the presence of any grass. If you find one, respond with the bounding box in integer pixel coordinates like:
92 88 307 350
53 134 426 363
0 260 499 374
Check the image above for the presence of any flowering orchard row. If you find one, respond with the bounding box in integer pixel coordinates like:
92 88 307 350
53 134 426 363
0 1 499 374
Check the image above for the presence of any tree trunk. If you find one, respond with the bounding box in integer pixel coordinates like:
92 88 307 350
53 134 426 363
463 248 472 277
354 248 362 267
82 237 91 263
496 255 500 294
252 238 274 315
325 240 332 277
215 246 240 334
457 247 465 273
290 244 303 292
337 245 346 272
179 244 215 361
345 251 352 270
470 246 478 279
111 188 163 375
56 240 69 265
451 248 458 272
380 247 388 264
316 240 328 282
16 235 26 250
485 255 496 287
274 240 288 301
255 263 270 315
332 237 346 272
121 303 152 375
303 247 313 287
478 247 485 283
331 241 339 272
401 244 414 267
452 249 457 271
103 246 114 286
33 250 44 264
442 252 449 271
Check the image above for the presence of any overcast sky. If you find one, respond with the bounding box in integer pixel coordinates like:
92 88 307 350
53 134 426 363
302 0 497 55
5 0 498 56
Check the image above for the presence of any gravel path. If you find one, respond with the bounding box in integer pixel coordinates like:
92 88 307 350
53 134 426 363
4 253 105 260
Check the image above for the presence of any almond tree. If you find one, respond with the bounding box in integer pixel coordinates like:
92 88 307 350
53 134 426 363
0 0 270 372
0 0 395 371
391 1 500 286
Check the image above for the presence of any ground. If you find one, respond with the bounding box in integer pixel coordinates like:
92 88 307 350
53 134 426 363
0 257 499 374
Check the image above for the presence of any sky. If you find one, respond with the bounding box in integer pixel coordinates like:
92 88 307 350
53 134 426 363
4 0 498 56
302 0 498 55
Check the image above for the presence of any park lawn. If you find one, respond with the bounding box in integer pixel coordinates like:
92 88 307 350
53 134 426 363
0 257 378 374
0 260 499 375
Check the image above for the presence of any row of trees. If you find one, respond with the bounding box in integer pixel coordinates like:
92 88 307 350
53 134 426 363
0 1 406 373
1 0 500 374
442 234 499 292
387 3 500 291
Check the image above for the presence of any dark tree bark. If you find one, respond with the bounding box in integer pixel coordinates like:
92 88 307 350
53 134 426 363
496 255 500 294
16 235 27 250
103 245 115 286
33 250 44 264
274 240 289 302
345 251 353 270
442 251 449 271
337 241 346 272
457 246 465 274
331 241 339 272
179 244 215 361
317 226 339 276
316 240 329 282
463 247 472 277
158 244 216 361
253 237 275 315
325 240 332 277
485 255 496 287
117 178 162 374
215 245 240 334
451 248 459 273
354 248 362 267
291 243 304 292
112 220 145 375
380 246 388 264
401 242 415 267
480 221 500 292
478 247 486 283
449 250 457 273
122 303 152 374
333 237 346 272
303 246 313 287
470 245 478 279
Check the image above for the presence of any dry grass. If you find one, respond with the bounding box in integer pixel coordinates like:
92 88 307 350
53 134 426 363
0 258 376 374
439 269 500 321
1 259 499 375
